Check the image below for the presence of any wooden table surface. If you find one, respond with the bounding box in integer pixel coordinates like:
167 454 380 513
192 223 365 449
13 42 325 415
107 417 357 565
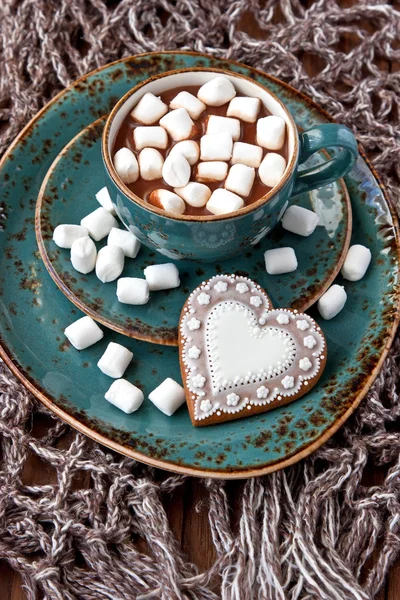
1 0 399 597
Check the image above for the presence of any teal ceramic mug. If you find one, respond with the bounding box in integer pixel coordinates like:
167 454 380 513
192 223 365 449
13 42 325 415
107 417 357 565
102 68 358 262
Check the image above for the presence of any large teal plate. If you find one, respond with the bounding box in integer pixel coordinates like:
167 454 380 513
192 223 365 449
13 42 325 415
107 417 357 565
0 52 399 478
36 117 350 346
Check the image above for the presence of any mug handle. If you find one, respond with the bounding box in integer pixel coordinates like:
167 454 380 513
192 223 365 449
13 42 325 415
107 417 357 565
290 124 358 197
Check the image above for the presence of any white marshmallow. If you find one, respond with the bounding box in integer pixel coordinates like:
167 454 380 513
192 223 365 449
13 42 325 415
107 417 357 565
170 91 206 119
196 161 228 182
317 284 347 320
108 227 141 258
227 96 261 123
64 316 103 350
225 164 255 197
105 379 144 414
259 152 287 188
257 116 286 150
159 108 196 141
138 148 164 180
206 115 241 142
113 147 139 183
174 182 211 208
197 76 236 107
232 142 263 168
53 224 89 249
131 92 168 124
95 187 116 215
70 236 97 274
149 189 186 215
200 133 233 162
80 207 118 242
206 189 244 216
162 154 191 188
341 245 372 282
148 378 186 416
144 263 180 291
97 342 133 378
133 126 168 151
281 205 319 237
95 245 125 283
116 277 149 305
168 140 199 166
264 247 298 275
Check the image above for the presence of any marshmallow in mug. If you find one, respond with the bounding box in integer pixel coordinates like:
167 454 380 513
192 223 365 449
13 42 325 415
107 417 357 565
159 108 197 141
257 115 286 150
117 277 149 305
149 377 186 416
131 92 168 125
98 341 133 378
174 182 212 208
264 247 298 275
138 148 164 180
113 147 139 183
197 76 236 106
107 227 141 258
231 142 263 168
162 153 191 188
225 164 255 197
205 115 241 142
70 236 97 274
168 140 199 166
133 126 168 152
259 153 287 188
206 189 244 216
81 207 118 242
195 161 228 183
169 91 206 120
105 379 144 414
200 132 233 162
53 224 88 249
149 189 186 215
95 245 125 283
64 315 103 350
144 263 180 291
227 96 261 123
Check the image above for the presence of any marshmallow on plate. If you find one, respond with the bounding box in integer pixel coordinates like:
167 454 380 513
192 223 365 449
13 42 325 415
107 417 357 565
80 207 118 242
149 377 186 416
206 115 241 142
64 315 103 350
174 182 211 207
95 187 116 215
149 189 186 215
144 263 180 291
317 284 347 320
232 142 263 168
162 153 191 188
113 147 139 183
258 153 287 188
196 161 228 182
170 91 206 119
116 277 149 305
200 132 233 162
95 245 125 283
168 140 199 166
108 227 141 258
206 189 244 216
70 236 97 274
133 126 168 151
264 247 298 275
105 379 144 414
131 92 168 124
138 148 164 180
197 76 236 107
98 342 133 378
281 205 319 237
53 224 88 249
159 108 197 141
257 116 286 150
227 96 261 123
225 164 255 197
341 245 371 281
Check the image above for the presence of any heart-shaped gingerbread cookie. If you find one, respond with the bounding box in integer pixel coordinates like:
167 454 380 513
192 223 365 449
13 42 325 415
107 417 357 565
179 274 327 426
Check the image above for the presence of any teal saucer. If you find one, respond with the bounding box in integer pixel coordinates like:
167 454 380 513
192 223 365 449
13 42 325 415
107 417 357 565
0 52 399 478
36 118 350 346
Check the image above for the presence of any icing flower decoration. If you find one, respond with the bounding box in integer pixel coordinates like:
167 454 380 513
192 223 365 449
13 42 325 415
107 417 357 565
214 281 228 293
256 386 269 399
200 399 212 412
236 282 249 294
277 313 290 325
226 392 240 406
188 345 201 359
303 335 317 349
187 317 201 331
299 357 312 371
197 292 211 305
282 375 294 389
192 374 206 388
250 296 263 307
296 319 309 331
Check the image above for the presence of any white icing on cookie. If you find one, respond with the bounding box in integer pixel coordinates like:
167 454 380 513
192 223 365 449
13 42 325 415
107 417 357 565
187 317 201 331
188 345 201 359
276 313 290 325
296 319 309 330
256 386 269 399
192 374 206 388
227 393 240 406
303 335 317 349
200 399 212 412
299 357 312 371
236 282 249 294
250 296 263 307
214 281 228 292
197 292 210 305
282 375 294 389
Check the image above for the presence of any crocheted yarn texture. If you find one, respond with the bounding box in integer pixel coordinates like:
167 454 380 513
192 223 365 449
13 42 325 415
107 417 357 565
0 1 399 598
